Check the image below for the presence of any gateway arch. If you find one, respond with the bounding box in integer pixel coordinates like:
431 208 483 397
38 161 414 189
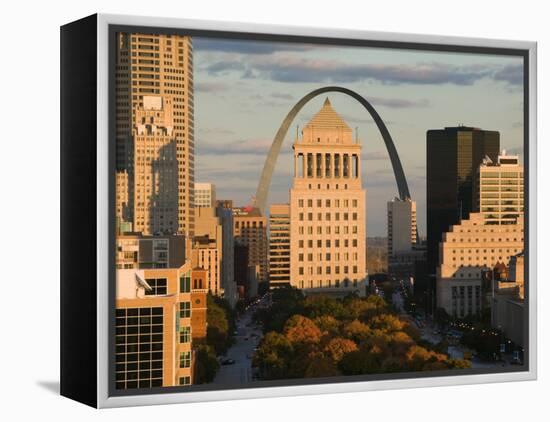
255 86 412 215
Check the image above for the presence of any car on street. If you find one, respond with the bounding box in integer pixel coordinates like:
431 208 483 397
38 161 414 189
221 358 236 365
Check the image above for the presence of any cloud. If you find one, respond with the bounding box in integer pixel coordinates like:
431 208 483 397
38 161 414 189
194 37 316 55
493 64 523 86
369 97 430 108
195 82 230 93
201 60 246 76
243 57 495 85
202 53 523 88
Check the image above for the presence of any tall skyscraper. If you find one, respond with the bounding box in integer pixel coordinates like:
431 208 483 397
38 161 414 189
475 151 524 225
115 32 195 236
194 183 216 208
268 204 291 288
289 98 366 293
426 126 499 274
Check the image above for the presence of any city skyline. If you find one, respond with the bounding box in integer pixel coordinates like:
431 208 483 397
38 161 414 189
193 37 524 236
112 31 527 391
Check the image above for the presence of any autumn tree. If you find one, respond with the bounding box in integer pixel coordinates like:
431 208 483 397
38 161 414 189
324 337 358 362
284 315 322 345
254 332 294 380
342 319 372 344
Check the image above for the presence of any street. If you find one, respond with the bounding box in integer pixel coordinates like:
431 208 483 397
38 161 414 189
392 287 507 369
212 297 266 385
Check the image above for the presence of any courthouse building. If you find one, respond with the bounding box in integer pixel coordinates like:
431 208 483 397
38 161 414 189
289 98 366 294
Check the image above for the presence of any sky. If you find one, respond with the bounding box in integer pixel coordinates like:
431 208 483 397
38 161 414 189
192 36 524 237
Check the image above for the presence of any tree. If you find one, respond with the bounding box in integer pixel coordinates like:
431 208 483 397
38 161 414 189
314 315 340 336
284 315 322 345
338 349 381 375
342 319 372 343
324 337 358 362
254 332 294 380
303 295 344 319
207 295 231 355
304 356 340 378
369 314 406 332
193 345 220 384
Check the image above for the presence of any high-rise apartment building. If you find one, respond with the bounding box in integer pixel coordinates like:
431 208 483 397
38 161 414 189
233 206 268 285
436 213 524 318
268 204 291 288
115 32 195 236
426 126 499 274
475 152 524 225
289 98 366 293
194 183 216 208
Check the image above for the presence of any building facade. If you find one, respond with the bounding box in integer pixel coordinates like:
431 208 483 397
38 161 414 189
216 204 237 306
115 32 195 236
115 233 187 270
436 213 524 318
492 252 525 347
194 182 216 208
427 126 500 274
475 152 524 225
387 197 423 279
191 235 222 296
233 206 268 285
116 263 196 389
268 204 291 288
289 98 366 294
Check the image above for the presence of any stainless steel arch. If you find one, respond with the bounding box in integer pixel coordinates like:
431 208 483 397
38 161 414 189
255 86 412 215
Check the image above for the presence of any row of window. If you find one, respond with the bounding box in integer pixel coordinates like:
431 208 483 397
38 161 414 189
298 225 358 235
298 265 359 275
298 279 359 289
298 212 358 221
298 199 358 208
298 239 359 248
298 252 359 262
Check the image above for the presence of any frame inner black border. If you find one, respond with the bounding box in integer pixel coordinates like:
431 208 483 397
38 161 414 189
107 23 531 398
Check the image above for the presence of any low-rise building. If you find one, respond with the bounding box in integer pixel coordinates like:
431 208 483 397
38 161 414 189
436 213 524 318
